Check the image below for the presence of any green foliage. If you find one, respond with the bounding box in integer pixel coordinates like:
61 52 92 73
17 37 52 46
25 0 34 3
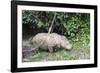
23 11 89 34
22 11 38 29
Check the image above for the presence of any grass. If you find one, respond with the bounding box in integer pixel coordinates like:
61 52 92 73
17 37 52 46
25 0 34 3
31 49 79 62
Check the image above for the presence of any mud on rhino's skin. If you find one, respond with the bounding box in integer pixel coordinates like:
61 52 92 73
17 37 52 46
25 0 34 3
31 33 72 52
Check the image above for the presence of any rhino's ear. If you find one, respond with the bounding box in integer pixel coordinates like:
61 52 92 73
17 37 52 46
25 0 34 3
62 36 66 39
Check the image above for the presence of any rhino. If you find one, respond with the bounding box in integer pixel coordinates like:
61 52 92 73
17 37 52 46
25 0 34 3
30 33 72 53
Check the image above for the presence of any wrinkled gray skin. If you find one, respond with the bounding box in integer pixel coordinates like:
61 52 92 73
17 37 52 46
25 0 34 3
31 33 72 53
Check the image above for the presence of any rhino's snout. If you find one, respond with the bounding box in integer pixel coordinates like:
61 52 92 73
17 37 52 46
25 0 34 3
66 44 72 50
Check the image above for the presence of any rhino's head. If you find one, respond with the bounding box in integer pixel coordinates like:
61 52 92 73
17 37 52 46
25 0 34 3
61 36 72 50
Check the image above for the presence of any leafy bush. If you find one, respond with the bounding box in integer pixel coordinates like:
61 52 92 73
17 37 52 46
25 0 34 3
22 10 90 39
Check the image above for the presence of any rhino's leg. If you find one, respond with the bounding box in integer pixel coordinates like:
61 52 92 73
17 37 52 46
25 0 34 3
48 47 53 53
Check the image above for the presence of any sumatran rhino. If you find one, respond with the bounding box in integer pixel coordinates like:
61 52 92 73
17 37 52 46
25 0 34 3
31 33 72 53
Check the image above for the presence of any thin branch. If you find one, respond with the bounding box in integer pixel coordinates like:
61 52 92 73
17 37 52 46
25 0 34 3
48 12 57 33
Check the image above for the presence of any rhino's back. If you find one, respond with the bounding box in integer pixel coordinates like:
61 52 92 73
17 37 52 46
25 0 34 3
31 33 62 49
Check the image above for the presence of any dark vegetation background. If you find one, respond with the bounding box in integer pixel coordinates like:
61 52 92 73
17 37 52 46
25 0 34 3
22 10 90 62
